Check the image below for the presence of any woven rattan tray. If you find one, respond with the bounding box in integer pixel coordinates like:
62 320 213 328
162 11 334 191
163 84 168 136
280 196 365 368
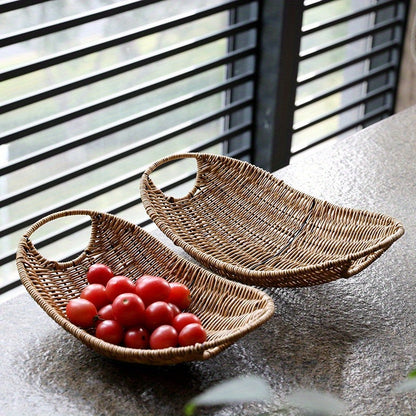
16 210 274 365
140 153 405 287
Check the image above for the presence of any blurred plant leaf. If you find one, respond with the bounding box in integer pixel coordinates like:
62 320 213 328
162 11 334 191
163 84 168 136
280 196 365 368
286 389 346 415
393 376 416 393
183 374 272 416
392 368 416 393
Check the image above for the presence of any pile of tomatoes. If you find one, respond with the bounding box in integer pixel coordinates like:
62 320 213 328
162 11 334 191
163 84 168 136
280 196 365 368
65 263 207 350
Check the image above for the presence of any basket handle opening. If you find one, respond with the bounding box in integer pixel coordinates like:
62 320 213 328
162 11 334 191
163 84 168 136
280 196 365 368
19 210 98 269
141 153 207 202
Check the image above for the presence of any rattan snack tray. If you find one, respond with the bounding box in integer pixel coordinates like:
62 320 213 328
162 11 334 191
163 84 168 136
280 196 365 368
140 153 404 287
16 210 274 365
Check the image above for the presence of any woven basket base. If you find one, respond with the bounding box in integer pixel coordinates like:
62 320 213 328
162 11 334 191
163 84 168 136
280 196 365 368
140 152 405 287
16 210 274 365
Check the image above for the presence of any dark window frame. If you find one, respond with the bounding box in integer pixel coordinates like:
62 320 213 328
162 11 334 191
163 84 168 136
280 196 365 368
0 0 410 295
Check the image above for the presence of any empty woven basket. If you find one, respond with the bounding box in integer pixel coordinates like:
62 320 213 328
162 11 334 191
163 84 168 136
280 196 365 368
16 210 275 365
140 153 404 287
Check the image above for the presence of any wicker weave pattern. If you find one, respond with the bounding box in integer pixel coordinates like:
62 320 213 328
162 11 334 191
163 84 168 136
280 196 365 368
16 210 274 365
140 153 405 287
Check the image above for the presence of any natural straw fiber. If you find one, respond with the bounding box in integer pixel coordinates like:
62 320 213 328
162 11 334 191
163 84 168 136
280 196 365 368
16 210 274 365
140 153 404 287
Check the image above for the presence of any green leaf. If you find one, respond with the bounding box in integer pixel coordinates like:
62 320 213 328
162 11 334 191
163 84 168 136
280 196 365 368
183 375 272 415
183 402 197 416
286 389 346 415
408 368 416 379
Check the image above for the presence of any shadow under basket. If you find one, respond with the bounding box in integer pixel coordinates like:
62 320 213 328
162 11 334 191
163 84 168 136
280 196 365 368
16 210 275 365
140 152 405 287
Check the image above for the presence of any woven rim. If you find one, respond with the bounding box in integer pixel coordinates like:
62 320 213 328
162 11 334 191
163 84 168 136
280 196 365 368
16 210 275 365
140 152 405 287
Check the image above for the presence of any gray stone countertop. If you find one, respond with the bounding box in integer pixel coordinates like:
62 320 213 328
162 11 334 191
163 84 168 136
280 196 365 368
1 105 416 415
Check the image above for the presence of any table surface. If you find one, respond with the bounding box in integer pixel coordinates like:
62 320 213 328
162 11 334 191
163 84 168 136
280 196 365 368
1 105 416 416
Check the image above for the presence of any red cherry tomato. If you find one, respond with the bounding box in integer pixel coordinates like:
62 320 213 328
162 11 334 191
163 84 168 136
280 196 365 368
178 323 207 347
135 275 171 306
149 325 178 349
112 293 145 327
95 320 124 345
66 298 97 328
144 301 175 331
97 304 115 322
124 326 150 349
106 276 136 302
80 283 109 310
86 263 114 286
167 282 191 310
172 312 202 333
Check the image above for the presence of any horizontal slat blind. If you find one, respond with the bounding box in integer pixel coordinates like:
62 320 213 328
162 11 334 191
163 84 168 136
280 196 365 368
0 1 53 13
292 0 408 155
0 0 258 294
0 0 410 296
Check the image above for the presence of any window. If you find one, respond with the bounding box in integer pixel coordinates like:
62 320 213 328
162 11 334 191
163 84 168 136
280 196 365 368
253 0 409 170
0 0 409 296
294 0 408 154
